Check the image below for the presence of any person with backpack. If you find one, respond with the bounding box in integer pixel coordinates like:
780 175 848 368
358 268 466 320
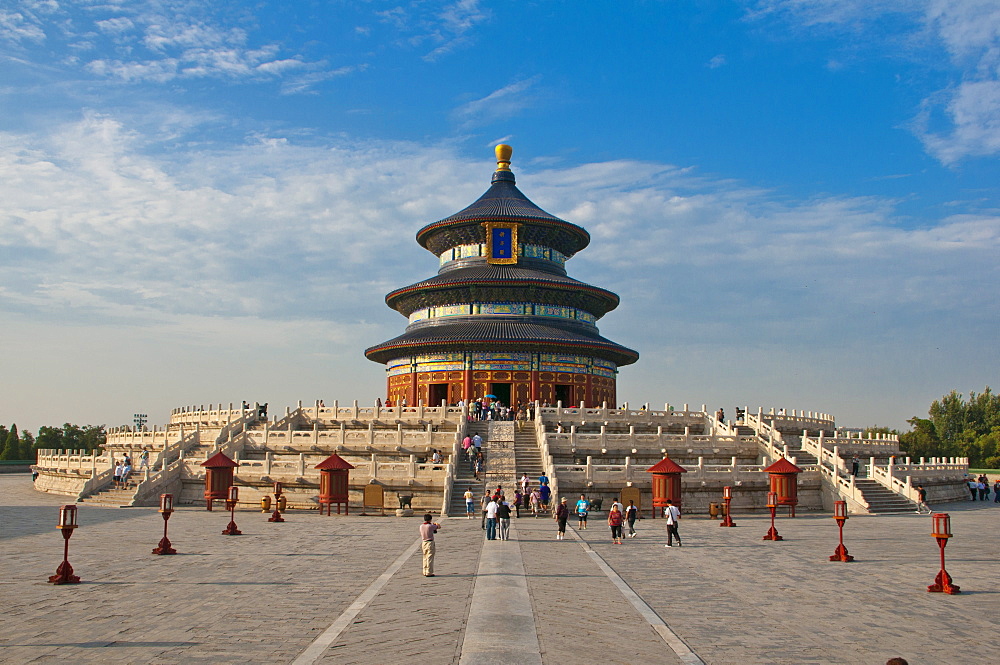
664 499 682 547
497 498 512 540
554 497 569 540
625 500 639 538
538 482 551 513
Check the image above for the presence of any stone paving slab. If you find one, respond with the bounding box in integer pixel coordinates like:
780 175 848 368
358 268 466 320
573 503 1000 664
6 474 1000 664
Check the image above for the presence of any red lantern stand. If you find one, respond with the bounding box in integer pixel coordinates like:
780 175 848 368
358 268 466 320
829 500 854 561
201 452 239 511
316 454 355 515
646 456 687 518
763 457 802 517
927 513 960 594
268 481 286 522
720 485 736 527
49 504 81 584
222 485 242 535
763 491 783 541
152 493 177 555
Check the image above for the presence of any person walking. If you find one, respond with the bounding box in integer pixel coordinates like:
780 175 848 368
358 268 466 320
530 488 541 517
915 485 931 514
993 480 1000 503
513 489 523 518
851 456 860 477
554 497 569 540
539 482 551 514
625 500 638 538
485 497 499 540
419 513 441 577
472 432 483 453
113 459 122 490
497 499 512 540
664 499 682 547
575 494 590 529
464 488 475 519
608 504 624 544
138 450 150 472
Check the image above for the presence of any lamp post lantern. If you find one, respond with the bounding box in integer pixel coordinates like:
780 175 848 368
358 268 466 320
268 481 285 522
927 513 960 594
828 500 854 562
152 493 177 555
222 485 242 535
763 491 783 541
48 505 81 584
719 485 736 527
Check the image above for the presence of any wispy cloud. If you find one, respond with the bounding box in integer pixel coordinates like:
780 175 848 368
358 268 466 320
452 77 542 128
747 0 1000 164
707 54 727 69
376 0 491 61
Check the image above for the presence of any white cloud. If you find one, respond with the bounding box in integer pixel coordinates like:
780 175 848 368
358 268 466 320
748 0 1000 163
707 54 727 68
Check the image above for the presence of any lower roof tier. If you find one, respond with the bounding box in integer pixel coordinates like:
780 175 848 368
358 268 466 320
365 319 639 366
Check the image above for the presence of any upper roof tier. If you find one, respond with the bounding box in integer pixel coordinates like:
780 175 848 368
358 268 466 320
416 146 590 258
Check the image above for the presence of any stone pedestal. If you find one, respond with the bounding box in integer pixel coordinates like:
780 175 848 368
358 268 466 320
395 508 414 517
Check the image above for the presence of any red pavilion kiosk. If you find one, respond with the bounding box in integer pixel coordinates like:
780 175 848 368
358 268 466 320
646 456 687 517
201 451 239 511
763 457 802 517
316 454 354 515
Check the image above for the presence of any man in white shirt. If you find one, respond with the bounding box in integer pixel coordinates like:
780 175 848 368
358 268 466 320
664 499 682 547
485 498 499 540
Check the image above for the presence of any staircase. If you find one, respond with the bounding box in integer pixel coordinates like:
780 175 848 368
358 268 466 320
79 484 138 507
447 423 487 516
853 479 917 513
513 425 544 481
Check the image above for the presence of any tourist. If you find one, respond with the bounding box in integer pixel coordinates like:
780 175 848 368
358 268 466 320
538 482 551 513
994 480 1000 503
474 452 484 480
978 475 988 500
851 456 860 476
480 494 489 529
915 485 931 514
513 489 523 517
664 499 682 547
431 449 443 464
530 488 541 517
554 497 569 540
625 500 638 538
608 504 624 544
609 496 623 514
497 498 512 540
462 434 472 454
121 458 132 489
968 478 977 500
520 473 529 495
576 494 590 529
538 471 549 486
464 488 475 519
113 459 122 489
419 513 440 577
472 432 483 452
485 496 499 540
138 450 149 471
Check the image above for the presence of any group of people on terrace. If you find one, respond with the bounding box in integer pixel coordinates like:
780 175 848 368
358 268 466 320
457 398 536 422
111 450 148 490
967 474 999 501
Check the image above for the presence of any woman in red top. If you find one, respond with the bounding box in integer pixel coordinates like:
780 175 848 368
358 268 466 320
608 505 624 544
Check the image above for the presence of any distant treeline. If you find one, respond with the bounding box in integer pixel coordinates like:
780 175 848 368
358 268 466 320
0 424 107 461
896 388 1000 468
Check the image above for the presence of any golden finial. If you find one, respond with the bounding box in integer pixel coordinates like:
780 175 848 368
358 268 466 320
495 144 512 171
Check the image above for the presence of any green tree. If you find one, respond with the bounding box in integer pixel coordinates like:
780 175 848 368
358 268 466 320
899 417 943 459
19 431 35 460
35 426 63 452
1 424 20 461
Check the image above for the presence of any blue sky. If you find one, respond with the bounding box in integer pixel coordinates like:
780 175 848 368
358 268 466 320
1 0 997 433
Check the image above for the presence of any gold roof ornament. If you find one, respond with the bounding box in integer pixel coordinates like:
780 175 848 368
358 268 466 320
495 144 512 171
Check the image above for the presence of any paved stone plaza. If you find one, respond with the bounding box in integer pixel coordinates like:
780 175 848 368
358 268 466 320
2 473 999 664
